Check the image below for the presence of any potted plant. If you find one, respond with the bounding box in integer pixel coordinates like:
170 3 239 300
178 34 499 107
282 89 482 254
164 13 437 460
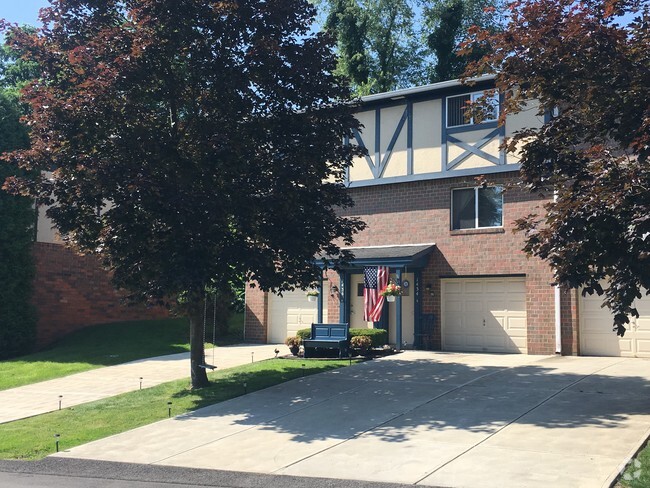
350 335 372 356
306 290 319 302
380 282 401 302
285 336 302 356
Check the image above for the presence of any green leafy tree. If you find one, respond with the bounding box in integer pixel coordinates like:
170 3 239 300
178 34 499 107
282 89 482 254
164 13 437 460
3 0 365 387
321 0 426 95
463 0 650 336
0 28 38 359
424 0 505 83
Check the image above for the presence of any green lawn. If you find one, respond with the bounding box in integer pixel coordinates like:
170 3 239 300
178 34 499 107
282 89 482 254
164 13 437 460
618 440 650 488
0 318 193 391
0 359 354 460
0 313 250 391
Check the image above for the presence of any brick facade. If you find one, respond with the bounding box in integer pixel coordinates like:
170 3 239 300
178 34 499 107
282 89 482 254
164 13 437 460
339 172 563 355
32 242 168 348
244 284 268 343
561 287 580 355
245 172 580 355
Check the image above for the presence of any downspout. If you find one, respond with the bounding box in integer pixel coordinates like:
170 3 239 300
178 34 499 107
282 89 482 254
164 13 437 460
554 190 562 354
243 286 247 341
555 284 562 354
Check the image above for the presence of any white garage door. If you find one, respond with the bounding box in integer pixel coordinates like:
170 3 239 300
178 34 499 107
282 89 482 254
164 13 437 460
442 277 527 353
267 290 327 344
580 291 650 358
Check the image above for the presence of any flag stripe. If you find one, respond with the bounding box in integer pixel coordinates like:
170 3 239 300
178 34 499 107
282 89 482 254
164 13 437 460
363 266 389 322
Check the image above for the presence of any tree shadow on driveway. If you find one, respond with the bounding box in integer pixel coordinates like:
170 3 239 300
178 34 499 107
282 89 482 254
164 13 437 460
172 355 650 447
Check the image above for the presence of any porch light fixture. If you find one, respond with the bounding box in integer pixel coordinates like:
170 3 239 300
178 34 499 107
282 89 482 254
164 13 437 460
425 284 433 296
330 285 340 298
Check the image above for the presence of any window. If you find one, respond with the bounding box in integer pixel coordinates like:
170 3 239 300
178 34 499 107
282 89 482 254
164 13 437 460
451 187 503 230
446 92 499 128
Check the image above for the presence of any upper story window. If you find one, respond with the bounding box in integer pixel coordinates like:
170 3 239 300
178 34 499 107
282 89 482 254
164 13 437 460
451 186 503 230
447 92 499 128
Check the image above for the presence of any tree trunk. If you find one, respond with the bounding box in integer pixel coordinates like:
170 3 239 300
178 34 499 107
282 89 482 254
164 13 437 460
189 314 210 389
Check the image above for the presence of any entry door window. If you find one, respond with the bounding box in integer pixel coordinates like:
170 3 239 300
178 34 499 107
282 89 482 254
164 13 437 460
452 186 503 230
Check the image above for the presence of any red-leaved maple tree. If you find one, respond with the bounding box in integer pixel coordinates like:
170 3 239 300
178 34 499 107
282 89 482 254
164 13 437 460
463 0 650 336
2 0 365 387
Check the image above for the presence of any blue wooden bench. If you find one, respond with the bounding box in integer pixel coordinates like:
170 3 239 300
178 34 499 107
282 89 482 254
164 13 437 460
303 323 349 358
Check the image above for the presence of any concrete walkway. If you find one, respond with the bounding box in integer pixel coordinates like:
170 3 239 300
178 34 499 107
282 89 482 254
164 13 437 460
0 344 280 424
53 352 650 488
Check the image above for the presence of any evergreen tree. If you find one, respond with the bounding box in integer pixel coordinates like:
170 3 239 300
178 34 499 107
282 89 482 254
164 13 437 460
0 28 38 359
424 0 505 83
321 0 426 95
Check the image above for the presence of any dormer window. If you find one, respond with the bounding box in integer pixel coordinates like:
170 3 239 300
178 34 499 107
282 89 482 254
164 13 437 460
447 92 499 128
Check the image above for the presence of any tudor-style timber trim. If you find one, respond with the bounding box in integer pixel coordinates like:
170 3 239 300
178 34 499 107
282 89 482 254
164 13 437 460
345 78 528 187
447 128 501 169
346 164 520 189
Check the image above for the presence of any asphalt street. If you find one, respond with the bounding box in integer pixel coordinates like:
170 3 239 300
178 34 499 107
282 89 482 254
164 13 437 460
0 458 417 488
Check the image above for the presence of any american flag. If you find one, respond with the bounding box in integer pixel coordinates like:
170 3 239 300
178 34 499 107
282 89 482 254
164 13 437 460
364 266 389 322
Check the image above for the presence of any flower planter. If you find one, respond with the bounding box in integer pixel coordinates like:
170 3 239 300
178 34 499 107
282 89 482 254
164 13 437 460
386 295 396 302
307 295 317 302
289 345 300 356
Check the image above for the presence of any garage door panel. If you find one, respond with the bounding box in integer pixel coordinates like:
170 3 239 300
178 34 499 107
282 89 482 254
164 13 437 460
484 335 506 349
510 336 528 349
445 300 463 313
268 291 326 344
580 288 650 357
636 317 650 331
445 312 464 328
442 277 527 354
581 315 611 333
445 333 465 349
635 339 650 354
465 281 485 293
507 296 526 310
465 334 485 349
466 300 484 312
490 316 504 328
446 281 463 295
506 281 524 293
506 316 527 332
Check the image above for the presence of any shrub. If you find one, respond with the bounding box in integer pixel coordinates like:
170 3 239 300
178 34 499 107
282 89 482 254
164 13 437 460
296 327 388 347
350 335 372 350
284 336 302 347
350 328 387 347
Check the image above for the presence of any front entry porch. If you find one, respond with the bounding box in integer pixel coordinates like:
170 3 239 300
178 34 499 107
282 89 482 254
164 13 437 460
316 243 436 350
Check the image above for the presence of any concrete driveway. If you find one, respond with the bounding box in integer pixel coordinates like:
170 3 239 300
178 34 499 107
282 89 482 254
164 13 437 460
53 352 650 487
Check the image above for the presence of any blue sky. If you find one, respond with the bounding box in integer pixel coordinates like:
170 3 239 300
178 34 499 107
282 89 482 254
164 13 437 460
0 0 638 30
1 0 50 27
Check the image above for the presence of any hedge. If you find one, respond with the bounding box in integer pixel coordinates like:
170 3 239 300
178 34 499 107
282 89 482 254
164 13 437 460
295 327 388 348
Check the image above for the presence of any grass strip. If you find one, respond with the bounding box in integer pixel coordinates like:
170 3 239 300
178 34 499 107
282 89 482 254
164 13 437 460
0 358 356 460
618 438 650 488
